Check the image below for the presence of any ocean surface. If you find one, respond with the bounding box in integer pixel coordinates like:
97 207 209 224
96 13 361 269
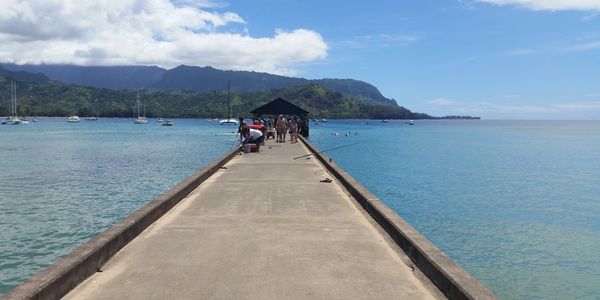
308 120 600 300
0 118 238 295
1 119 599 299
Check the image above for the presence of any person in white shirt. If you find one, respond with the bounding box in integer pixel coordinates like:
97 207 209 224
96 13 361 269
242 127 264 146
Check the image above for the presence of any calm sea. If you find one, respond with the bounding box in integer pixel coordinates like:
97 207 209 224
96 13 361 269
308 120 600 300
1 119 598 299
0 118 238 295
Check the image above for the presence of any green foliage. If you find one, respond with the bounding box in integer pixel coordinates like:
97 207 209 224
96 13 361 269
0 76 431 119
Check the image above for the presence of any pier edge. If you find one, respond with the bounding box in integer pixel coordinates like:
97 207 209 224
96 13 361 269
300 136 497 300
2 146 241 300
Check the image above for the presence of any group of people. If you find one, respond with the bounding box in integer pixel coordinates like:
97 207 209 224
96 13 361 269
237 114 303 150
274 114 300 143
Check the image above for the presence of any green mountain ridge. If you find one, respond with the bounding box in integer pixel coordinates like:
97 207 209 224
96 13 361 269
1 64 396 107
0 74 430 119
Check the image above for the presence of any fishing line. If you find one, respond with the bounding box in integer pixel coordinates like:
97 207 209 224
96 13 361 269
293 141 363 160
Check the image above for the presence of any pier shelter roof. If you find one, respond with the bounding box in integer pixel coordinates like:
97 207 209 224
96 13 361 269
250 97 309 117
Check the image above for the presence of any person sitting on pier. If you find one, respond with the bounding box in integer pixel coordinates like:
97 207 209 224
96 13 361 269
242 126 264 149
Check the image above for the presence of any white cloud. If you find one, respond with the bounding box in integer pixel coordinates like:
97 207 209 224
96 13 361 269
561 40 600 52
0 0 328 75
338 33 422 49
476 0 600 11
507 48 534 56
428 97 459 106
426 97 600 119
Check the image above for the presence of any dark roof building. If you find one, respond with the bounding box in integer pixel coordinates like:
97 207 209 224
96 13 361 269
251 97 310 137
250 97 309 116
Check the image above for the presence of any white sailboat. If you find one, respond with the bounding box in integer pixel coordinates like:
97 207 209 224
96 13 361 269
133 90 148 124
220 81 238 125
2 81 28 125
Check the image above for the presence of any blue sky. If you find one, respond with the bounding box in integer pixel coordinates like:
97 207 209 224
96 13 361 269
219 0 600 119
1 0 599 119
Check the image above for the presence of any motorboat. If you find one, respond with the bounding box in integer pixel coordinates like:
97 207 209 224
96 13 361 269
408 120 415 125
162 120 173 126
157 117 164 123
86 116 98 121
67 116 80 123
219 118 238 125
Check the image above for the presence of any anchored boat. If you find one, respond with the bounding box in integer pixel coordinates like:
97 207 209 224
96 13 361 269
219 81 238 125
133 90 148 124
67 116 80 123
1 81 28 125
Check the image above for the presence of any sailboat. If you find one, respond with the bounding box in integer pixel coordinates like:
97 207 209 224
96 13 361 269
1 81 28 125
220 81 238 125
133 90 148 124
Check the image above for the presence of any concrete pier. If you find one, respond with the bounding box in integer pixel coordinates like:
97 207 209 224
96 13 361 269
62 140 437 299
5 136 496 300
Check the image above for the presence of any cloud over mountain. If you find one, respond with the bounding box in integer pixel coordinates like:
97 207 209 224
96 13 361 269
0 0 328 75
477 0 600 11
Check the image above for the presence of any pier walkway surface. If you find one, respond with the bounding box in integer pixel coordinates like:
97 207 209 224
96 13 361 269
64 140 437 299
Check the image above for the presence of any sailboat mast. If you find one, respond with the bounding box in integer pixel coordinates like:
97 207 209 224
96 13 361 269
12 81 16 117
227 80 231 119
136 90 140 118
10 81 13 117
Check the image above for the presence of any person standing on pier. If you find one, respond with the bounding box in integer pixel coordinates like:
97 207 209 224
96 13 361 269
289 116 298 143
275 114 287 143
237 117 247 141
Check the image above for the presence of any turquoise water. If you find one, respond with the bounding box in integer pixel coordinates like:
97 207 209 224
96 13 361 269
0 118 238 295
1 119 599 299
308 120 600 300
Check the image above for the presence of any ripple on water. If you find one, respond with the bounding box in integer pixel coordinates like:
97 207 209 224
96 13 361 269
309 120 600 300
0 119 235 295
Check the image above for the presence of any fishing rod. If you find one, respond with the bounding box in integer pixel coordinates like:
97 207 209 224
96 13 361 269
293 141 363 160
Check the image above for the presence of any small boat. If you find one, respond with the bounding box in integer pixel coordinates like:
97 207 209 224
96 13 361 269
32 117 38 123
381 119 388 123
86 116 98 121
408 120 415 125
157 117 164 123
162 120 173 126
219 118 238 125
321 118 328 122
67 116 80 122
